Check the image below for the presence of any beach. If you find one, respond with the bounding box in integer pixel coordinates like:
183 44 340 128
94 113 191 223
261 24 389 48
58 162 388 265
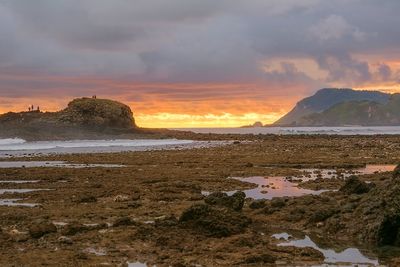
1 133 400 266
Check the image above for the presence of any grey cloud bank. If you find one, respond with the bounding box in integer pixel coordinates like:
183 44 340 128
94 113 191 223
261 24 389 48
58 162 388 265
0 0 399 101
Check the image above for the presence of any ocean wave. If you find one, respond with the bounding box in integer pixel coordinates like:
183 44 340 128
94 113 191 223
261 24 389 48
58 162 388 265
0 139 193 151
0 138 26 146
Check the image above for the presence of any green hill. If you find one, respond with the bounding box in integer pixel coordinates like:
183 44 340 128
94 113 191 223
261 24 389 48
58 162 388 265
274 88 390 126
295 94 400 126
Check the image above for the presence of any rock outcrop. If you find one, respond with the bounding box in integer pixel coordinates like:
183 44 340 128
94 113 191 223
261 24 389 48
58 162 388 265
58 98 136 128
0 97 139 140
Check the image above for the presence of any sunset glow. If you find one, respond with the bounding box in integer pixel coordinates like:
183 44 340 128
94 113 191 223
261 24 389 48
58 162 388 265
1 1 400 127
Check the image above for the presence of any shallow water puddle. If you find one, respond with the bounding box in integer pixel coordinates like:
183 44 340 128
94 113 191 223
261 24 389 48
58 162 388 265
204 164 396 200
0 161 124 168
127 262 147 267
298 164 396 181
0 188 48 207
0 198 38 207
272 233 379 266
0 188 46 194
0 180 40 183
222 176 329 200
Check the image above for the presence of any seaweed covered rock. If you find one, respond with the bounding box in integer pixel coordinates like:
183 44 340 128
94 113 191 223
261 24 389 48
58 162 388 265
337 173 400 246
29 221 57 238
339 176 374 195
393 164 400 179
179 203 251 237
204 191 246 211
59 98 136 128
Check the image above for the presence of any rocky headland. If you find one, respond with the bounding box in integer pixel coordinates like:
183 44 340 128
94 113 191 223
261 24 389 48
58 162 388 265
0 97 164 140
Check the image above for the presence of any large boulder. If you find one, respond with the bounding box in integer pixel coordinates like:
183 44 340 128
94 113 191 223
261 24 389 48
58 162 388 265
339 176 374 195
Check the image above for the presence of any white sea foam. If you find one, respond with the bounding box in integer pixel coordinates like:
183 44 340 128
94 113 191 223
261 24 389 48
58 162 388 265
0 139 193 151
0 138 26 146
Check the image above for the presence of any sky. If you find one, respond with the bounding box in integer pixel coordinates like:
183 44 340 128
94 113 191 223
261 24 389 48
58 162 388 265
0 0 400 127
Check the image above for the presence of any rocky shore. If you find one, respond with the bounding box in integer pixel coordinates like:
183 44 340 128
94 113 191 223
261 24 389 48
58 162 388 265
1 134 400 266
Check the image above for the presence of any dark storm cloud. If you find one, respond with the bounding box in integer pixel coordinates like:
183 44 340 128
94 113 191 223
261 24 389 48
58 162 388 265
0 0 399 99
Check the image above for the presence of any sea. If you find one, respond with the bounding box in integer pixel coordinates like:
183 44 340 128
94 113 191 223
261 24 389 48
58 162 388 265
172 126 400 135
0 127 399 156
0 138 198 157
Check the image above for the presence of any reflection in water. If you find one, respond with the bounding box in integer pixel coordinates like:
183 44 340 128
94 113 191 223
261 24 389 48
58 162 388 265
203 165 396 200
299 164 397 181
202 165 396 199
225 176 329 200
272 233 379 266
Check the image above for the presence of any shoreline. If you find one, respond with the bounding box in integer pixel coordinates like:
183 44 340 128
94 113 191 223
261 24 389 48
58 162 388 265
1 134 400 266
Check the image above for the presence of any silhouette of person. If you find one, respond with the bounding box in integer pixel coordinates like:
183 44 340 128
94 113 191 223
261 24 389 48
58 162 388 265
28 106 31 112
37 106 40 112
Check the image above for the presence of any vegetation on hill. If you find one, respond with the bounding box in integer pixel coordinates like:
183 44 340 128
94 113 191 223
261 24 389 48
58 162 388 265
274 88 390 126
296 94 400 126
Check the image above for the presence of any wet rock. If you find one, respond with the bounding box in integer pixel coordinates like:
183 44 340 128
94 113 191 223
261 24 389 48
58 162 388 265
377 214 400 246
204 191 245 211
113 217 135 227
0 228 5 240
77 195 97 203
155 215 178 227
249 199 267 209
179 203 251 237
29 221 57 238
131 192 141 201
8 229 29 242
75 251 88 260
244 162 254 168
61 222 87 236
284 207 306 222
243 253 276 264
341 203 357 213
113 194 130 202
339 176 374 194
58 236 73 244
127 201 142 208
271 198 286 208
392 164 400 179
309 208 338 223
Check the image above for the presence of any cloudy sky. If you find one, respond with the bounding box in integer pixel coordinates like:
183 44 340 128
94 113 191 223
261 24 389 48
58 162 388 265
0 0 400 127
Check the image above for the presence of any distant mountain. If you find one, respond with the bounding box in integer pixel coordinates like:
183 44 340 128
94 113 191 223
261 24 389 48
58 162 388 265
297 94 400 126
274 88 391 126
